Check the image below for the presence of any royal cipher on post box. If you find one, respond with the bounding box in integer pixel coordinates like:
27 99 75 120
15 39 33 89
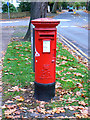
31 18 60 101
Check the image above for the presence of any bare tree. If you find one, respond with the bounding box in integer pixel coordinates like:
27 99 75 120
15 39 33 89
51 2 58 13
24 2 48 41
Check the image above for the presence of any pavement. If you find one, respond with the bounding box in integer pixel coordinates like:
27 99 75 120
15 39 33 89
0 26 16 119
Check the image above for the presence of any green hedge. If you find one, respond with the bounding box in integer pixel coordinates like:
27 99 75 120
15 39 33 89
18 2 31 12
2 2 17 13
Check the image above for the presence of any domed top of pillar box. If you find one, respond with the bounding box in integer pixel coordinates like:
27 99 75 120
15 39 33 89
31 18 60 28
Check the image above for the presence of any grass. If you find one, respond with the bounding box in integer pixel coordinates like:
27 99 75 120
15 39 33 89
56 41 88 106
13 32 26 37
2 41 34 102
2 40 88 107
3 41 34 86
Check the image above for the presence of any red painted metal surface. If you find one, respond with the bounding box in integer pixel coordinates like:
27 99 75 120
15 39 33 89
31 18 60 84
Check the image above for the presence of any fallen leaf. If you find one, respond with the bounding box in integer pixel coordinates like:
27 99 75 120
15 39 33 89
19 54 24 56
8 86 20 92
76 91 81 96
14 111 20 115
2 104 6 109
69 67 77 70
11 115 20 119
75 113 81 118
69 106 75 111
78 101 86 106
78 106 84 110
5 104 17 109
61 56 67 60
14 58 18 60
6 115 13 119
5 108 16 115
0 87 2 92
5 73 9 75
76 83 83 88
9 73 14 75
66 72 71 74
8 46 12 48
19 107 27 110
17 103 22 106
57 55 60 58
27 109 34 113
30 82 34 85
39 104 44 108
16 45 22 47
20 88 26 92
17 96 24 102
55 82 61 89
16 52 19 53
25 58 28 61
61 61 67 65
56 109 60 114
5 100 14 104
14 96 20 100
7 58 14 61
74 72 84 77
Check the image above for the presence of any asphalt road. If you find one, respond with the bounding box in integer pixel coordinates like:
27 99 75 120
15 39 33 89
53 10 88 56
0 17 30 27
0 10 88 57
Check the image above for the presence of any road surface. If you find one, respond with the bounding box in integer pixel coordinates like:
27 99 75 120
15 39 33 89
53 10 88 57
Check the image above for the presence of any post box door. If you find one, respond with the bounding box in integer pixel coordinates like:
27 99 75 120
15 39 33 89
35 31 56 84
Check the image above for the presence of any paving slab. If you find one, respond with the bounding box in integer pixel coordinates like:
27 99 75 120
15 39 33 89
0 26 15 119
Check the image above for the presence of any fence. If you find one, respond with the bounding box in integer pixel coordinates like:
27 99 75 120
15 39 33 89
1 11 30 19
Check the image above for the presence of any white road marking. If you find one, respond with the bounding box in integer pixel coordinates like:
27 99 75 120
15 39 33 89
56 19 71 21
83 19 87 21
60 26 68 28
70 26 78 27
0 21 19 23
60 26 77 28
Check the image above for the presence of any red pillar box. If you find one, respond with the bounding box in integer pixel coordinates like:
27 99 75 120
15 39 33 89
31 18 60 101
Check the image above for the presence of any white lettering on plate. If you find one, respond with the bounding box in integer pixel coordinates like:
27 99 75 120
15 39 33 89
35 48 40 57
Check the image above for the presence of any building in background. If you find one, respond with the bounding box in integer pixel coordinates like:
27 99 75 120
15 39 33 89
0 0 20 13
0 1 2 13
9 0 20 8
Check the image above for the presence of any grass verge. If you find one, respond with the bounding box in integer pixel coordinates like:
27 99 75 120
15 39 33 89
2 40 89 119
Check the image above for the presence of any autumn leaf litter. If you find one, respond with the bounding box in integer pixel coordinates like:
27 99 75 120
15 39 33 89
2 39 89 119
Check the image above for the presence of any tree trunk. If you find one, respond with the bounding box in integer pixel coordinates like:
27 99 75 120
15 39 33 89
59 5 62 12
86 2 88 10
77 6 79 10
24 2 48 41
88 1 90 11
51 2 58 13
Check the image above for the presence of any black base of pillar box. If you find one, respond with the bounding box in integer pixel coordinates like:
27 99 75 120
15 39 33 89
34 81 55 101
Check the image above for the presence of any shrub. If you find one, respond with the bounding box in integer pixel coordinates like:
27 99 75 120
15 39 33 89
88 2 90 11
2 2 17 13
18 2 31 12
61 2 68 9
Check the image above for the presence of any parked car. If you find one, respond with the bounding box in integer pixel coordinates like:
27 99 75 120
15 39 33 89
68 6 73 12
